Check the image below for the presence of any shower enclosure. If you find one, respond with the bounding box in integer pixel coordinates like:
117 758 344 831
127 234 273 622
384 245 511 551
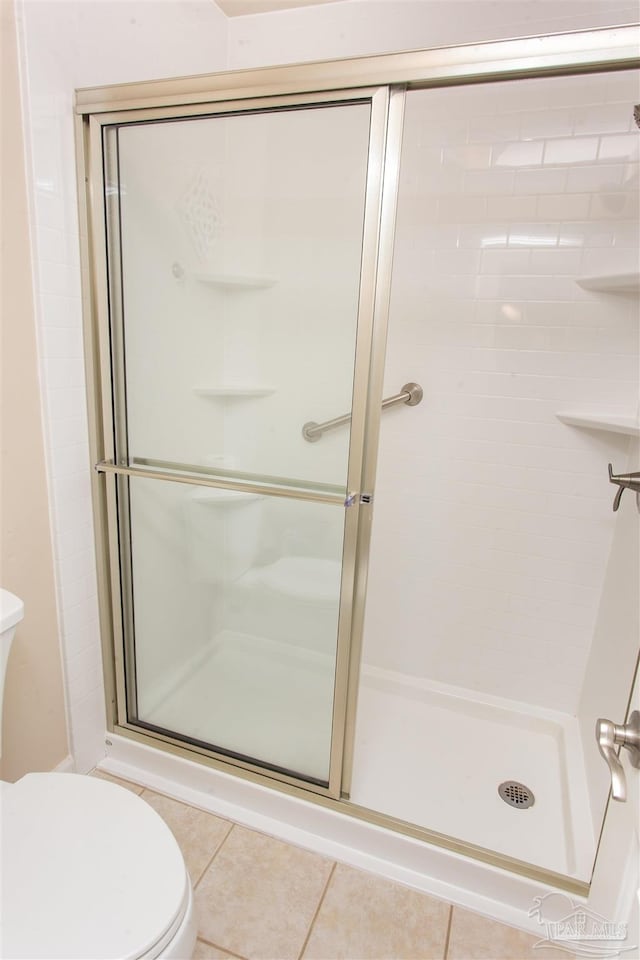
77 25 640 894
98 94 379 792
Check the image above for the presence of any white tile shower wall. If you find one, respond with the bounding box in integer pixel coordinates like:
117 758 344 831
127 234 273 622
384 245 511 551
362 73 639 713
17 0 228 772
577 436 640 836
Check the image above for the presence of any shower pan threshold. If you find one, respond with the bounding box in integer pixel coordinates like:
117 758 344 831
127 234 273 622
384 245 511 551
350 666 595 881
137 631 593 881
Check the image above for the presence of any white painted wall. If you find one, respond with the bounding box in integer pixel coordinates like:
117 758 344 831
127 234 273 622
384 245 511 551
16 0 228 772
227 0 640 69
1 0 70 781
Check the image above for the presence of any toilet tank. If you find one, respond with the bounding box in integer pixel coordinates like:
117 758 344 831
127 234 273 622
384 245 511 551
0 590 24 758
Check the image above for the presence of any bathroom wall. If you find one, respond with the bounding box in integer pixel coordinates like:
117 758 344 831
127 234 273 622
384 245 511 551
227 0 640 69
226 3 639 717
16 0 228 772
362 73 639 713
0 0 69 780
578 436 640 834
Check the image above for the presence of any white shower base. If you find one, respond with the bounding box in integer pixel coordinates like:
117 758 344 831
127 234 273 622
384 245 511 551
350 667 595 881
141 631 335 783
141 633 594 880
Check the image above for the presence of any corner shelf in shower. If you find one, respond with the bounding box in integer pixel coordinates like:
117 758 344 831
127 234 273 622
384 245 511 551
194 273 277 290
555 410 640 437
575 272 640 295
193 386 276 399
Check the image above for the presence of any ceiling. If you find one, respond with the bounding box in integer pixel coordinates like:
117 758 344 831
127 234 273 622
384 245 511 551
216 0 345 17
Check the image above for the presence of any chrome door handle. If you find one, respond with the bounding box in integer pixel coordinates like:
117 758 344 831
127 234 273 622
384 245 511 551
595 711 640 802
608 463 640 511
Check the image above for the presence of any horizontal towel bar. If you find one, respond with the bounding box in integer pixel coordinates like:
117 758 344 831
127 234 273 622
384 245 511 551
94 460 346 505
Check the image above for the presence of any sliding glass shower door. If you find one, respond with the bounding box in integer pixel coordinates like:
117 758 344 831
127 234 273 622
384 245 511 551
100 94 381 788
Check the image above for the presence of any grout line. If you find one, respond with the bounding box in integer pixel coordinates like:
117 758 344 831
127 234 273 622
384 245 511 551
443 905 454 960
141 785 225 814
197 936 249 960
92 771 144 794
296 861 337 960
193 822 236 890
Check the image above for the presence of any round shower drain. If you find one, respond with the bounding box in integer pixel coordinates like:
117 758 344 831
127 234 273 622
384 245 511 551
498 780 535 809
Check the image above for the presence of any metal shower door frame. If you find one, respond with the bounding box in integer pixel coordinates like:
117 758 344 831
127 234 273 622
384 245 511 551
78 84 400 800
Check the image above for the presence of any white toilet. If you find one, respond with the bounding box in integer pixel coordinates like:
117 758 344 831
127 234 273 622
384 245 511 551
0 589 197 960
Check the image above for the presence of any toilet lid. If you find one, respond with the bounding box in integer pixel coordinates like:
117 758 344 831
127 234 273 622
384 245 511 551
1 773 189 960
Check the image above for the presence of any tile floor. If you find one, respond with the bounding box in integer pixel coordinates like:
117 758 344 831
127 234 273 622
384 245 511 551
92 771 569 960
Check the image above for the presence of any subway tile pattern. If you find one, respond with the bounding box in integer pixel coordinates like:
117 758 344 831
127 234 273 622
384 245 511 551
363 70 639 712
95 774 569 960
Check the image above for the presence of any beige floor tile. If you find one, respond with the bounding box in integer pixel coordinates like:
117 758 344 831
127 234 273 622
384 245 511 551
140 789 232 885
303 862 450 960
447 907 573 960
195 825 334 960
90 770 144 794
194 939 244 960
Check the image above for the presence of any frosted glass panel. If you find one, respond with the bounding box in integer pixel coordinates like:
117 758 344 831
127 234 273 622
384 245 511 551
114 103 371 489
128 476 346 783
108 100 372 783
